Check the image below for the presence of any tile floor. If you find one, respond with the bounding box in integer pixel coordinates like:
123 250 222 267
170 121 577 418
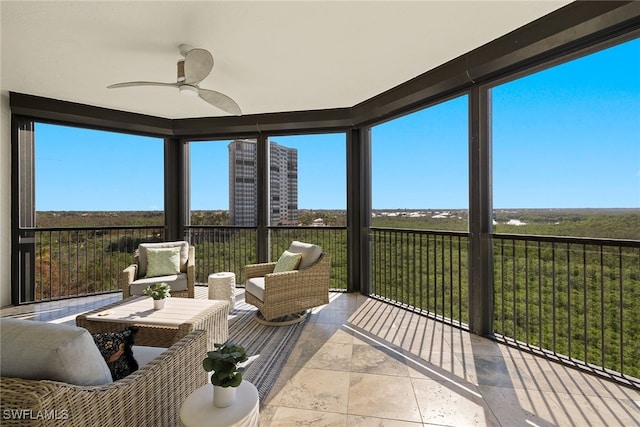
2 287 639 426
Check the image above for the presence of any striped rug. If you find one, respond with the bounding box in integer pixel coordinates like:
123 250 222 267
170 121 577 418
226 295 307 405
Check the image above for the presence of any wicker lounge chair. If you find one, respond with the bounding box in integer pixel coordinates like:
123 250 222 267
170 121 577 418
244 242 330 325
121 241 195 299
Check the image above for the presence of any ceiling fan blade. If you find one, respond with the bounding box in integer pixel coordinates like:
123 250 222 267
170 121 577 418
108 81 179 89
183 48 214 84
198 89 242 115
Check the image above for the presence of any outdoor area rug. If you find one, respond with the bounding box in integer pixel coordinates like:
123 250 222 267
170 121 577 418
226 294 308 405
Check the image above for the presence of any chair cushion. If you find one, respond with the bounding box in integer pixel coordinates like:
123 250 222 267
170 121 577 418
133 345 167 367
0 318 113 386
91 326 139 381
129 273 189 296
138 241 189 277
246 277 265 301
288 241 322 270
146 246 181 278
273 250 302 273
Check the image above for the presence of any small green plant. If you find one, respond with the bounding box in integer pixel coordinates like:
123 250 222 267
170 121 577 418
143 282 171 300
203 342 248 387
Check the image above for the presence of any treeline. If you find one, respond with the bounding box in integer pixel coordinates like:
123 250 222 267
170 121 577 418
36 209 639 240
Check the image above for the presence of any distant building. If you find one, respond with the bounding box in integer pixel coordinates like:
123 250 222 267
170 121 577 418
228 139 298 226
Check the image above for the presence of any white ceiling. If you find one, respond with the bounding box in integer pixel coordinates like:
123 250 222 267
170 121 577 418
1 1 569 119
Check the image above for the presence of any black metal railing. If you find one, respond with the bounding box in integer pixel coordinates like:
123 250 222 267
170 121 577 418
370 228 469 326
492 233 640 384
370 227 640 386
23 226 164 303
24 225 347 304
185 226 257 285
185 225 348 290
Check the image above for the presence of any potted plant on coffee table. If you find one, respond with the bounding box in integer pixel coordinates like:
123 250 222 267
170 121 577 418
202 342 248 407
143 283 171 310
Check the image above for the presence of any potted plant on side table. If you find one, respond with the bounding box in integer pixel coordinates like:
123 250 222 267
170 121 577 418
143 283 171 310
202 342 248 407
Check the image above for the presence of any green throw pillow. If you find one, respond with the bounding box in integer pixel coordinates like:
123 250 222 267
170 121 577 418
146 247 181 278
273 250 302 273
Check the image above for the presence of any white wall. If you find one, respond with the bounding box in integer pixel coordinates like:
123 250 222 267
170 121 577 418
1 93 11 307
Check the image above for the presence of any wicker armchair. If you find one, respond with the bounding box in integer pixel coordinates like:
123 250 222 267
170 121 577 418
121 241 195 299
0 330 208 427
244 251 331 324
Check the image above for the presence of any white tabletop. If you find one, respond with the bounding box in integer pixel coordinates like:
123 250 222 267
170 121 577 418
84 296 223 327
180 381 259 427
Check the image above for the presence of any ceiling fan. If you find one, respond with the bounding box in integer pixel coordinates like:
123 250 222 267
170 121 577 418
107 44 241 115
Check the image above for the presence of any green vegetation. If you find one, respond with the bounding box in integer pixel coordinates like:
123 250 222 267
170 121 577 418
371 208 640 240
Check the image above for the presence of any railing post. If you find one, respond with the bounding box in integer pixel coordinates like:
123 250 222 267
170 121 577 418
165 137 188 242
347 127 371 294
468 85 494 336
12 116 36 304
256 134 270 263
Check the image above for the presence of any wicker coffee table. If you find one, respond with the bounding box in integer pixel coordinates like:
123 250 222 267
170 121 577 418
76 296 229 349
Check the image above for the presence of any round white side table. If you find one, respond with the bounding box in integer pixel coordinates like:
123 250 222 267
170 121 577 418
208 272 236 311
179 381 259 427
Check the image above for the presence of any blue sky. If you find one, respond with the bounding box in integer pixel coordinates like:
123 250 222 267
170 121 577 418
36 38 639 211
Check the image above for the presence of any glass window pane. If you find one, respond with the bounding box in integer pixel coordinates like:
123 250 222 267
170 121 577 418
34 123 163 225
190 140 234 225
267 134 346 226
492 38 640 239
371 95 469 231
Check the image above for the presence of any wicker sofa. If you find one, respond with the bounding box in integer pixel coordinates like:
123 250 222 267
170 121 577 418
0 329 208 427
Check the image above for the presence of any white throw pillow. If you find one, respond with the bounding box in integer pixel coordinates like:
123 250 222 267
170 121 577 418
287 241 322 269
0 318 113 386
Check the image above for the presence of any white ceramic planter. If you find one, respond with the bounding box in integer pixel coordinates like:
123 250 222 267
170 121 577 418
153 299 166 310
213 385 237 408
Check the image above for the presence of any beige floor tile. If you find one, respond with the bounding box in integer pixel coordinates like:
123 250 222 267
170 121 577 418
480 384 573 427
326 293 364 311
552 390 640 427
263 407 347 427
298 321 344 344
274 368 350 413
314 307 354 325
348 373 422 423
412 377 499 426
391 322 446 354
468 354 529 388
350 344 409 377
325 326 358 345
303 342 353 371
346 415 424 426
405 351 477 387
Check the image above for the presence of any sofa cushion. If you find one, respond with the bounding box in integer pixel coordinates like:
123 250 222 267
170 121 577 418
138 241 189 277
129 273 189 296
146 247 181 278
288 241 322 270
132 346 167 367
246 277 265 302
92 326 139 381
0 318 113 386
273 250 302 273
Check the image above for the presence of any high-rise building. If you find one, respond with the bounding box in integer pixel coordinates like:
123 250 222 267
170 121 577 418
228 139 298 226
